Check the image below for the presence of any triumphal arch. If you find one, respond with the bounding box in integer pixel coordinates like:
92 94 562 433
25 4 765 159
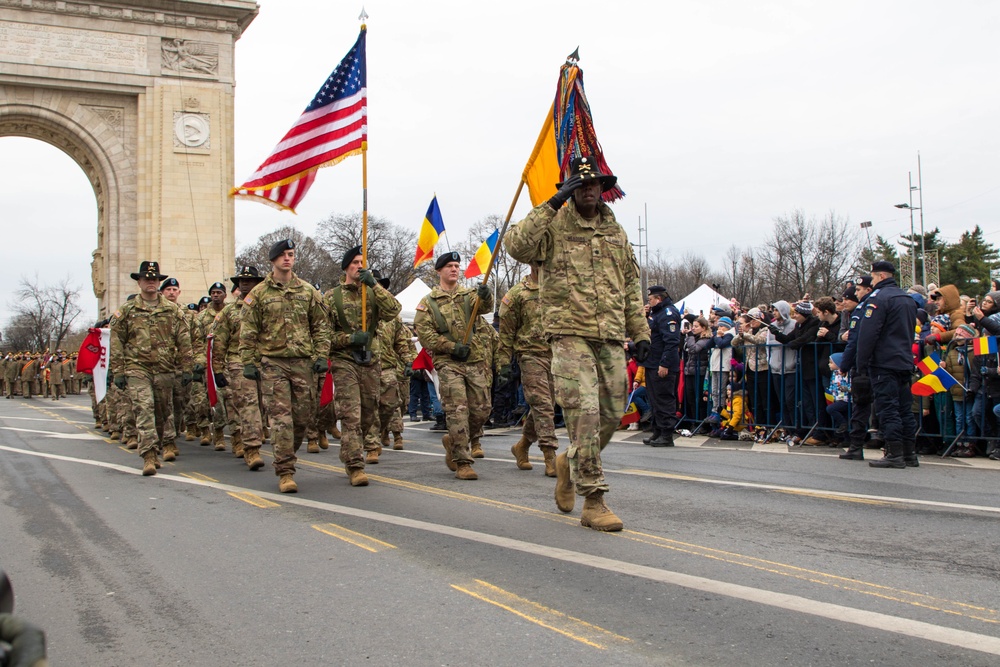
0 0 258 314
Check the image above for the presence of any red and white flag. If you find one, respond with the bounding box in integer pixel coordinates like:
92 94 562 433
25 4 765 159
206 335 218 408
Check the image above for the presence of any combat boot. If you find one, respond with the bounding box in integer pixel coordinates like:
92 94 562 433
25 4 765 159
141 451 159 477
902 440 919 467
471 441 485 458
125 437 139 450
455 462 478 480
278 474 298 493
365 449 380 465
348 467 369 487
392 432 404 450
380 429 390 450
213 431 226 451
185 427 196 442
318 432 329 450
839 440 865 460
200 430 212 446
580 492 623 532
163 443 179 462
110 431 121 442
307 439 320 454
869 441 906 469
442 434 457 471
329 424 341 440
542 447 557 477
554 452 574 513
231 432 244 458
511 437 533 470
244 447 265 471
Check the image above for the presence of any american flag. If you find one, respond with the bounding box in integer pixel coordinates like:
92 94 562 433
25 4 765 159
231 27 367 213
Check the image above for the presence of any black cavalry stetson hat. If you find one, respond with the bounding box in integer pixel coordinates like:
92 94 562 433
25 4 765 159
131 261 167 281
230 265 264 283
556 156 618 193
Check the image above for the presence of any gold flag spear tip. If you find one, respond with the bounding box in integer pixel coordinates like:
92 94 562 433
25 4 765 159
566 47 580 65
359 6 369 22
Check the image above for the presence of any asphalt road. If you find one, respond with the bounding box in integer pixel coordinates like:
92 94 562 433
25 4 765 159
1 394 998 666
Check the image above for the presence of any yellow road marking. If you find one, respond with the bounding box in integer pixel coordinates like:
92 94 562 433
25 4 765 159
228 491 280 509
179 472 218 482
451 579 630 649
773 488 898 506
312 523 397 553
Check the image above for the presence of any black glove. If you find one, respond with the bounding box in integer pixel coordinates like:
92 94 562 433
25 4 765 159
0 613 47 667
852 374 872 404
358 268 377 288
213 372 228 388
634 340 651 363
113 375 127 390
477 282 491 301
105 374 113 389
497 364 512 385
181 372 193 387
243 364 260 380
404 368 417 378
312 358 328 374
349 331 370 348
547 174 584 209
451 343 471 361
768 324 780 335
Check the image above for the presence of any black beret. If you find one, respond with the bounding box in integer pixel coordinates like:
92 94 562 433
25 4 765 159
341 245 362 271
186 303 198 311
198 296 211 306
208 282 227 293
268 238 295 262
159 277 179 291
871 260 896 274
435 251 461 271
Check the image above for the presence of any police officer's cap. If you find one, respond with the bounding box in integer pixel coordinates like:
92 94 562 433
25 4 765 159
341 245 362 271
268 238 295 262
647 285 670 299
871 260 896 274
159 277 179 292
208 282 227 294
198 296 211 306
855 275 874 289
435 252 461 271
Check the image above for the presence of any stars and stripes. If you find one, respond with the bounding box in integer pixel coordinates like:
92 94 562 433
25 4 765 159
231 27 367 213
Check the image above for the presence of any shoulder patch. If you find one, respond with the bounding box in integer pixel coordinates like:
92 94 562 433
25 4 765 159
501 294 512 306
864 305 875 318
416 303 428 312
244 296 254 305
113 310 122 319
850 319 857 329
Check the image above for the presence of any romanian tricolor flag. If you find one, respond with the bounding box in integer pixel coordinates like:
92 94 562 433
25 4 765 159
972 335 998 356
621 402 641 427
414 196 446 268
465 228 499 279
911 352 960 396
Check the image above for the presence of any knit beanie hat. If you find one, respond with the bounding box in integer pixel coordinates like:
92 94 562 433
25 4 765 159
794 301 813 315
717 317 734 328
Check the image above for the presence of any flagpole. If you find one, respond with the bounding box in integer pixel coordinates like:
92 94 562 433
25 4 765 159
359 11 369 327
461 179 526 344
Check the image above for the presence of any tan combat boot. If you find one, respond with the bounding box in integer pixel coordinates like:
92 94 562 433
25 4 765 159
442 434 456 471
110 431 121 442
200 430 212 446
142 451 158 476
455 462 478 480
380 430 390 450
231 433 244 458
348 467 369 487
554 452 575 513
511 437 533 470
471 441 485 458
125 437 139 451
162 443 179 462
307 439 320 454
244 447 265 471
278 474 298 493
580 492 623 532
329 424 341 440
213 431 226 451
392 432 404 450
185 427 196 442
365 449 380 465
542 447 557 477
318 432 330 450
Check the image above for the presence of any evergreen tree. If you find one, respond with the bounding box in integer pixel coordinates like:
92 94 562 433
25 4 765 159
940 225 1000 296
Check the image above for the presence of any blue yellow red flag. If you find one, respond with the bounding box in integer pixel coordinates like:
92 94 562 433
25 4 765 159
414 196 446 268
465 229 499 279
972 336 998 356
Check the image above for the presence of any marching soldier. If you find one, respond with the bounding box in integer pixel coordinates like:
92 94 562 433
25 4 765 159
324 247 400 484
240 239 331 493
499 262 559 476
195 282 230 451
373 272 416 452
111 262 194 476
413 252 493 480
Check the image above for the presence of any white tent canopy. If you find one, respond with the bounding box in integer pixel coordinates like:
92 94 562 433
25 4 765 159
676 284 731 317
395 278 432 324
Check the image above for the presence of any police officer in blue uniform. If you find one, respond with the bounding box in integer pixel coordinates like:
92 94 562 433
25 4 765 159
643 286 683 447
836 276 876 460
853 261 918 468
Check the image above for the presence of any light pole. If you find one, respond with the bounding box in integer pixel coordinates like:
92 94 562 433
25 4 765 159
860 221 873 256
895 171 921 287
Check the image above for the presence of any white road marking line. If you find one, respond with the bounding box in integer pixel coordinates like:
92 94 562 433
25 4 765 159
0 427 107 441
0 416 92 425
1 443 998 657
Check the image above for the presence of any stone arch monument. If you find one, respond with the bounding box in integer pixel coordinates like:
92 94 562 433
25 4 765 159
0 0 257 315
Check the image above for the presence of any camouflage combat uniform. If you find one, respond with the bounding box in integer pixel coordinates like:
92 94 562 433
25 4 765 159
499 275 559 454
326 277 401 470
414 286 494 468
239 271 331 478
212 297 263 454
173 307 197 437
195 305 228 442
110 295 193 457
506 199 649 497
375 316 417 448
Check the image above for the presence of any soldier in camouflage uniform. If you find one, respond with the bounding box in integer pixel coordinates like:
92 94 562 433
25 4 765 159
374 272 417 452
468 319 499 458
194 283 229 450
212 266 266 467
111 262 194 476
499 262 559 476
324 247 400 485
414 252 493 480
239 239 331 494
506 157 650 531
160 278 195 440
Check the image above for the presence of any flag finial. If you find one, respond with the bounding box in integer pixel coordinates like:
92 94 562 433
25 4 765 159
565 47 580 65
359 6 369 22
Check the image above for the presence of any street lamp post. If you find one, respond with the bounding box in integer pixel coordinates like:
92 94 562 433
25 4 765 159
894 172 919 287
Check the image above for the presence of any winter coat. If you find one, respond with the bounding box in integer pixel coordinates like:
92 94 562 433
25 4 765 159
766 301 798 375
683 333 712 376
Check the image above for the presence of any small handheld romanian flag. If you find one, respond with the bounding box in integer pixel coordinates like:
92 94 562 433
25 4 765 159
414 196 446 268
465 229 499 279
911 351 960 396
620 402 641 427
972 335 998 356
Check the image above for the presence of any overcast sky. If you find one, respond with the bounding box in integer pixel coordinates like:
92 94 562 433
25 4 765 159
2 0 999 326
